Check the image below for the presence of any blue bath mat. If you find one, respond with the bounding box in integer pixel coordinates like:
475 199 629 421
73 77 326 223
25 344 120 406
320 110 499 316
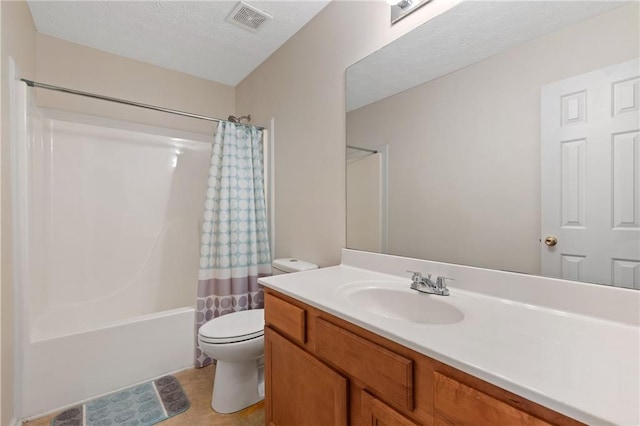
50 375 189 426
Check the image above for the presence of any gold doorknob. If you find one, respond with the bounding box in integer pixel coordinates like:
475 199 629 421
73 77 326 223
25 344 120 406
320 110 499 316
544 236 558 247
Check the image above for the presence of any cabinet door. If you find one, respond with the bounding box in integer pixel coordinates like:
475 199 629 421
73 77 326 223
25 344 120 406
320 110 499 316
265 327 348 426
434 373 551 426
361 391 418 426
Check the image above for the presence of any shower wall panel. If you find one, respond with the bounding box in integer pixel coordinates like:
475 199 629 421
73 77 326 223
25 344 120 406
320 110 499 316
27 108 211 339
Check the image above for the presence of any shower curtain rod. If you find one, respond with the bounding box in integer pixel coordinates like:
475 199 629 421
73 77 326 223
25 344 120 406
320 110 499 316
346 145 378 154
20 79 265 130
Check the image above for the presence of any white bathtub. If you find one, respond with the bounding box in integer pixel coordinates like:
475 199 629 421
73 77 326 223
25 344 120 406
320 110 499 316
23 307 195 418
17 104 212 418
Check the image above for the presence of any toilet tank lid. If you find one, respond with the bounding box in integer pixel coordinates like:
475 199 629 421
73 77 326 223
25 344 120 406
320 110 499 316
272 258 318 273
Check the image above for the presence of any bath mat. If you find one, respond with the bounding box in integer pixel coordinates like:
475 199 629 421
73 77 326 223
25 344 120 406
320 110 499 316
50 375 189 426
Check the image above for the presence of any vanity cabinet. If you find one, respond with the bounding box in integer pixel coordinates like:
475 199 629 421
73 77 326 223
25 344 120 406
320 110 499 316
264 289 583 426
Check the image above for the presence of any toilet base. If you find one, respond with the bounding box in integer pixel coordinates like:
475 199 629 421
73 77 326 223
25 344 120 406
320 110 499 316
211 357 264 414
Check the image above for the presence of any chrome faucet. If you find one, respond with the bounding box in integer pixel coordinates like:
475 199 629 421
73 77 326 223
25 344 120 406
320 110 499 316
408 271 453 296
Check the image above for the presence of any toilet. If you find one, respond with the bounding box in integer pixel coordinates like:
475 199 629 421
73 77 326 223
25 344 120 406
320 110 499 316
197 258 318 413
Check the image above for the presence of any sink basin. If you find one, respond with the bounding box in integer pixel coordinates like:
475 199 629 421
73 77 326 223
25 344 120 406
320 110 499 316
339 281 464 325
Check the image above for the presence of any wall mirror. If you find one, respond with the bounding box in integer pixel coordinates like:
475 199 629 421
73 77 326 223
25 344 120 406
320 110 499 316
346 1 640 289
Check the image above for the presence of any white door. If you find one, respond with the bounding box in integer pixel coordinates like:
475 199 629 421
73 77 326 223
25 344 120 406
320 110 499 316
541 59 640 288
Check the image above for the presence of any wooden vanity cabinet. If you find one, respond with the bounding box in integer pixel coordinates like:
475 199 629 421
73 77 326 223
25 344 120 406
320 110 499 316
264 288 583 426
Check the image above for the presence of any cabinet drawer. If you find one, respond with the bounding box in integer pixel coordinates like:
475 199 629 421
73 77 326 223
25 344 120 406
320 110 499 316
264 292 306 344
434 373 551 426
315 318 413 411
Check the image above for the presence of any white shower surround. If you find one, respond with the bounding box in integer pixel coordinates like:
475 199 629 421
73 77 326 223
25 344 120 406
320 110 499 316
16 88 212 418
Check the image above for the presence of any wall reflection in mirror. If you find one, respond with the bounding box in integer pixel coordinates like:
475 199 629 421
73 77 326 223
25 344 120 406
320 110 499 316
346 1 640 289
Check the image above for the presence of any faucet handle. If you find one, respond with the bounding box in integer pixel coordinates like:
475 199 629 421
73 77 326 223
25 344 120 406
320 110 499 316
406 270 423 282
435 276 455 288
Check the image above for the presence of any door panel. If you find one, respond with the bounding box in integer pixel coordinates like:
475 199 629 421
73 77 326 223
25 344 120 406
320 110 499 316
541 59 640 287
265 327 348 426
360 391 418 426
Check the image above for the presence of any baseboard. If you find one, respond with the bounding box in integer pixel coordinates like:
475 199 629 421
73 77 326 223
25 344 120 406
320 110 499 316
9 417 22 426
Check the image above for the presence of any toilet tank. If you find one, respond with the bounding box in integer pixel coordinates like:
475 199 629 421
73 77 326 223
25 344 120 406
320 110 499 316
272 258 318 275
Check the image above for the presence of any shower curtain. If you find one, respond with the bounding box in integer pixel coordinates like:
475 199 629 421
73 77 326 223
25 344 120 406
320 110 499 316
196 121 272 368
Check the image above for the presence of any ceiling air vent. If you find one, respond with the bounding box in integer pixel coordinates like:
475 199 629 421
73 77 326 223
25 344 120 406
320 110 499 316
226 2 272 33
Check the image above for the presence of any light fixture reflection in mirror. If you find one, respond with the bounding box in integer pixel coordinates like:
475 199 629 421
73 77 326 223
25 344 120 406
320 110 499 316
388 0 433 24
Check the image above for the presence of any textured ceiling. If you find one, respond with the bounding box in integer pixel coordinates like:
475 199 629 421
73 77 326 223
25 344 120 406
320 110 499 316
347 1 630 112
27 1 329 86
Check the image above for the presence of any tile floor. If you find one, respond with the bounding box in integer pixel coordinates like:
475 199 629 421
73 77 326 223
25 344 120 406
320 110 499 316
23 364 265 426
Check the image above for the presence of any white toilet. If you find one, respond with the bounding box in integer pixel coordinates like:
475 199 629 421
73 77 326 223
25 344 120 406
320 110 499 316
197 258 318 414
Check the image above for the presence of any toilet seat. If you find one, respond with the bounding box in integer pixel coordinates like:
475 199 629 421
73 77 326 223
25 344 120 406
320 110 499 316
199 309 264 344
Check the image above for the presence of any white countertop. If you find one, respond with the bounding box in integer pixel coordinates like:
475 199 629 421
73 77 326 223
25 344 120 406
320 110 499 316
259 263 640 426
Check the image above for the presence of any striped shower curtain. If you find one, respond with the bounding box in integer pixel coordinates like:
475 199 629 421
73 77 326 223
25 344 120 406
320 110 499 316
195 121 272 368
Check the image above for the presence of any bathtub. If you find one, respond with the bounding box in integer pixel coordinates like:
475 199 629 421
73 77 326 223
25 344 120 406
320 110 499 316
17 102 212 418
23 308 195 418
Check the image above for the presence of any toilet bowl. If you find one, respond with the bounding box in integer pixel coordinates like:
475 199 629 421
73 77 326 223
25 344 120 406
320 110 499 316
198 258 318 414
198 309 265 414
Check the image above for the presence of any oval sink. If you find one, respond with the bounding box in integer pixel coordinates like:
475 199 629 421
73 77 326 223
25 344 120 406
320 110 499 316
340 281 464 325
